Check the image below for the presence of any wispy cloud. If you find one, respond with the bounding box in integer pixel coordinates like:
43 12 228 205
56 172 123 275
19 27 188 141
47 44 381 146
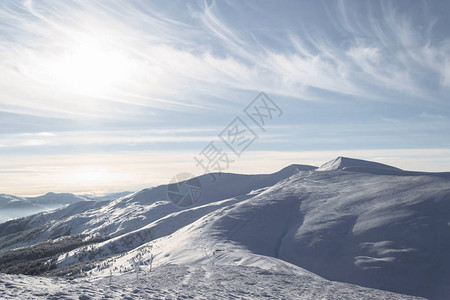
1 0 448 121
0 128 223 148
1 0 449 194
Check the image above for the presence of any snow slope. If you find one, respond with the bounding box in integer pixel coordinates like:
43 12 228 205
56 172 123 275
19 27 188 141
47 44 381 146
81 158 450 299
0 164 311 252
81 168 449 298
1 157 449 299
0 264 424 299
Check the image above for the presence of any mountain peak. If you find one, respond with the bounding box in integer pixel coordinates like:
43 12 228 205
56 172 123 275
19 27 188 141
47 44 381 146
317 156 402 173
278 164 318 173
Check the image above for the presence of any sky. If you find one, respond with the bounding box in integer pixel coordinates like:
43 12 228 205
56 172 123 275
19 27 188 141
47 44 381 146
0 0 449 196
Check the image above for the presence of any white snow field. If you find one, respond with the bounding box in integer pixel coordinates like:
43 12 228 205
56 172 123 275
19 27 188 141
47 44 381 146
0 264 424 299
0 157 449 299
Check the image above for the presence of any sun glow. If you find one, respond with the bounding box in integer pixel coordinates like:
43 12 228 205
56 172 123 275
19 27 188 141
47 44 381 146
46 37 131 97
69 167 115 185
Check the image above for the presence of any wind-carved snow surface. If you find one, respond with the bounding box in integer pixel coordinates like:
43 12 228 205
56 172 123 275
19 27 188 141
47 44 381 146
0 157 449 299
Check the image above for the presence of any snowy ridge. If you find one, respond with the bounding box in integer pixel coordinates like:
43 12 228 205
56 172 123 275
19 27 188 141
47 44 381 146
0 192 135 224
81 168 449 299
0 194 37 210
28 192 89 205
0 166 308 253
318 156 450 178
0 192 94 224
0 157 449 299
317 156 402 173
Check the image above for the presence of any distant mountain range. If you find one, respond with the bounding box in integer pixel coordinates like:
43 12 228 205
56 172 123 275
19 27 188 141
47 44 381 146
0 157 449 299
0 191 133 223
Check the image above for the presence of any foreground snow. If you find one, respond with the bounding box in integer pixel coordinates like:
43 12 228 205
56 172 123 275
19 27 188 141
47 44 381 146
0 264 423 299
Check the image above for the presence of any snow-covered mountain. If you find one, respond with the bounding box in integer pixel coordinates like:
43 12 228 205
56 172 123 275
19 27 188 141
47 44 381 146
27 192 88 206
0 192 88 212
317 156 402 172
0 194 39 210
81 191 134 201
0 193 89 224
0 157 449 299
0 192 132 223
